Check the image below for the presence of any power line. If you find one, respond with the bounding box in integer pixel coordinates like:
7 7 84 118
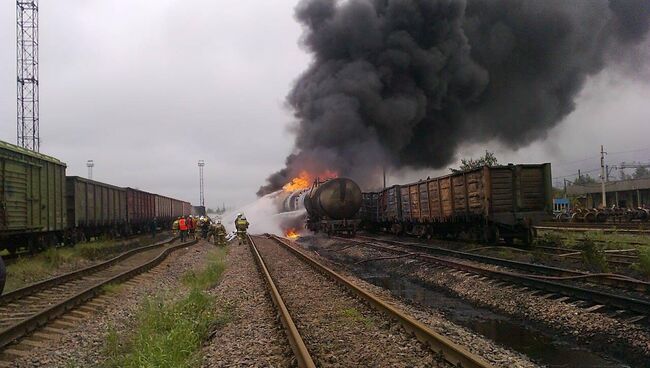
607 147 650 156
551 147 650 169
552 168 600 180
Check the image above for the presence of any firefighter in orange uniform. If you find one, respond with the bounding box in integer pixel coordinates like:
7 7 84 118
179 216 188 242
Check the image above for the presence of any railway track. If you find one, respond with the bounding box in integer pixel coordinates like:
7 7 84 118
342 236 650 323
532 245 640 267
0 237 198 364
249 234 495 368
536 222 650 233
0 233 156 266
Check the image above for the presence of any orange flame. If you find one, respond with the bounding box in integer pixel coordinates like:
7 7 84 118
283 171 311 192
282 170 338 192
285 228 300 239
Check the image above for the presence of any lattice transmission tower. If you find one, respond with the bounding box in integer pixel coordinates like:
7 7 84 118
17 0 40 152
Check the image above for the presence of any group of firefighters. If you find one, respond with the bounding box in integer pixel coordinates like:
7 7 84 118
172 213 250 246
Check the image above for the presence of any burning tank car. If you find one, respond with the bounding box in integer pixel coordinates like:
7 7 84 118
0 139 193 256
360 164 553 245
304 178 363 236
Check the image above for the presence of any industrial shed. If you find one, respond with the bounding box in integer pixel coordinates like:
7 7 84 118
567 178 650 208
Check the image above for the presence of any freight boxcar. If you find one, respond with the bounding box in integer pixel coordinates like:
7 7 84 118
126 188 156 233
372 164 552 244
65 176 127 241
154 195 173 226
360 192 379 229
171 198 185 219
182 202 192 217
0 141 66 252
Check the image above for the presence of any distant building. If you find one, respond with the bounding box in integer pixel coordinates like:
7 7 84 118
553 198 570 214
567 178 650 208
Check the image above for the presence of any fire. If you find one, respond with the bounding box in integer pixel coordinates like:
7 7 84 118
285 228 300 239
283 171 311 192
282 170 338 192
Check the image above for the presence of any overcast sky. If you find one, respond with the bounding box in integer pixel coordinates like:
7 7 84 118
1 1 649 209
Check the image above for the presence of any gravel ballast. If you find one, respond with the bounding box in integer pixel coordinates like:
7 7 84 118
254 235 454 368
201 241 291 367
8 240 211 368
304 236 650 367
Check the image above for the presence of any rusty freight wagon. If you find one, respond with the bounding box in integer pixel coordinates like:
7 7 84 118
360 192 379 222
373 164 553 244
126 188 156 233
171 198 185 219
182 202 192 217
154 195 174 226
0 141 66 252
66 176 127 241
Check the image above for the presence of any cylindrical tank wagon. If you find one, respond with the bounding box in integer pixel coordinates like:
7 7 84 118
304 178 363 236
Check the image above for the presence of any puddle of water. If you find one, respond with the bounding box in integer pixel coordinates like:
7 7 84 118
358 268 629 368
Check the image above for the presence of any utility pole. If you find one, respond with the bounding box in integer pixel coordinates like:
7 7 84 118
382 166 387 189
16 0 40 152
86 160 94 180
198 160 205 207
600 145 607 208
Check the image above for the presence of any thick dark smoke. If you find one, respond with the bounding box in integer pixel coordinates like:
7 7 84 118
258 0 650 196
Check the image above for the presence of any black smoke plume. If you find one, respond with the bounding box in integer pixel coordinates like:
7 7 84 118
258 0 650 196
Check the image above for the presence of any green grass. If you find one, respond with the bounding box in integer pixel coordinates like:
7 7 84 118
340 307 374 327
3 238 152 292
576 237 610 273
538 229 650 250
101 283 126 295
182 248 227 290
103 290 217 368
103 248 229 368
632 247 650 277
5 248 83 292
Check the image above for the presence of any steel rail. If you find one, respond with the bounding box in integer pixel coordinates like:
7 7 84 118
248 235 316 368
535 224 650 234
0 236 177 303
0 239 198 350
538 221 650 228
357 236 650 293
1 233 146 265
342 237 650 316
267 234 495 368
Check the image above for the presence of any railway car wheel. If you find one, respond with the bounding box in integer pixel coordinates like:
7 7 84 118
482 226 499 245
522 228 535 247
583 212 596 223
571 213 582 222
